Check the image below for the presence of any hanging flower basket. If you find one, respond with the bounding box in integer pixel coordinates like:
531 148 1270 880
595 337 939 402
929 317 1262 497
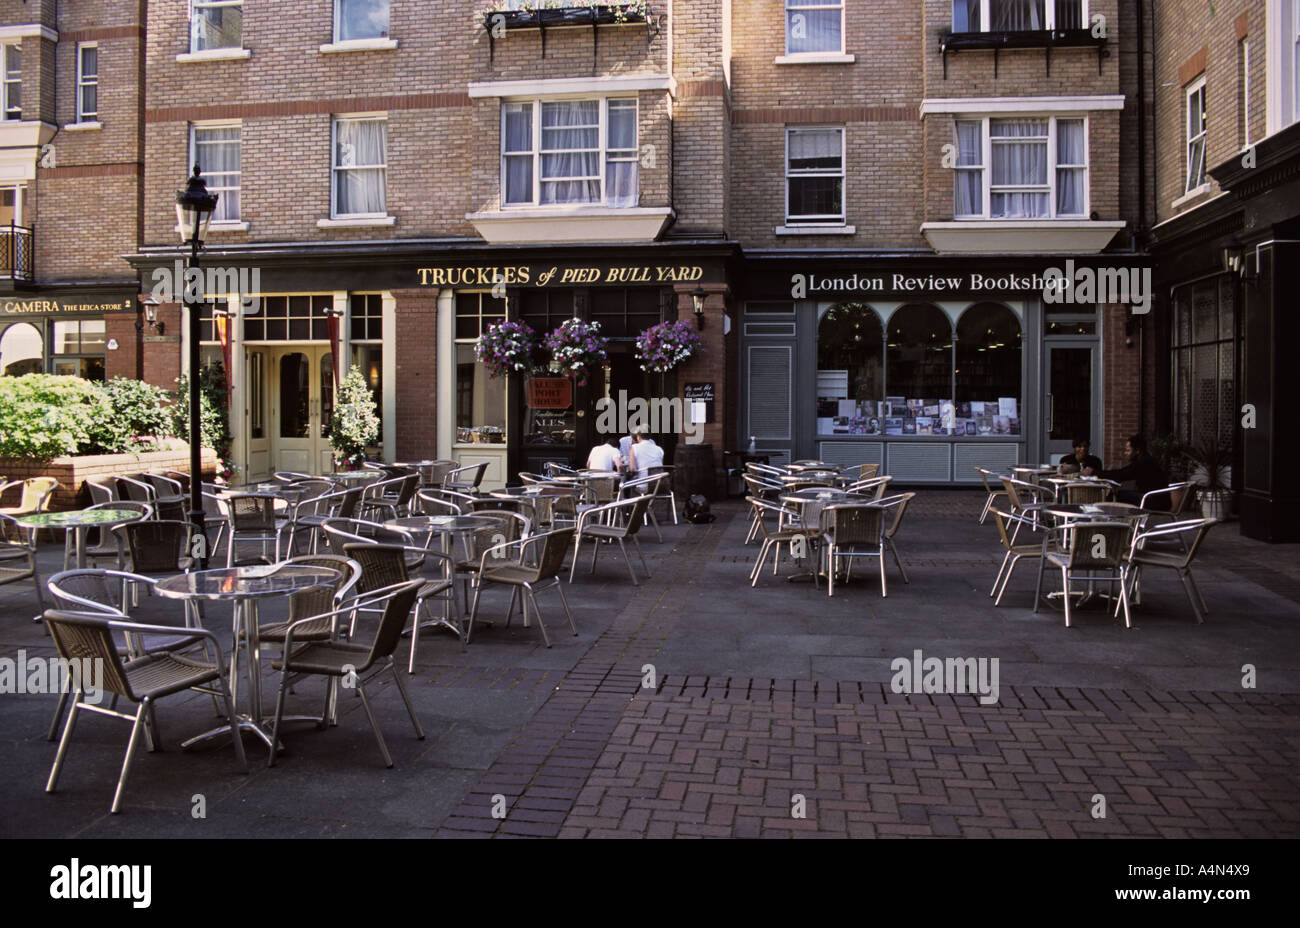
635 319 703 373
476 319 540 378
544 318 608 387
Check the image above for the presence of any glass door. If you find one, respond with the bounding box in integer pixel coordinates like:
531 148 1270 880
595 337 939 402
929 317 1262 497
270 346 332 476
1043 342 1098 466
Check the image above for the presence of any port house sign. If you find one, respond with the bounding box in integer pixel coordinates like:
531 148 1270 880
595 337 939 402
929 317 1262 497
417 264 706 288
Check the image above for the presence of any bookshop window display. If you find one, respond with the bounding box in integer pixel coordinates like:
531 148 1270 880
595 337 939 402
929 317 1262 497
815 302 1022 437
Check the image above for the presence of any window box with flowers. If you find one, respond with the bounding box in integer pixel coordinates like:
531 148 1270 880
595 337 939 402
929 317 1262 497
480 1 660 63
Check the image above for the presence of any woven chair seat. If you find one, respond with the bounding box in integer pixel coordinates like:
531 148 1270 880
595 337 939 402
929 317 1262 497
1130 549 1187 569
454 557 524 575
272 640 370 675
248 618 333 643
121 652 220 700
479 564 540 585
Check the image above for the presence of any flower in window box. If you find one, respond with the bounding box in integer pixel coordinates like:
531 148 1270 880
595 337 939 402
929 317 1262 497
635 319 703 373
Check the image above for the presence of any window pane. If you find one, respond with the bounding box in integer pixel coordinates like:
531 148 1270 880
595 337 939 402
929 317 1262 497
955 304 1022 427
1055 0 1083 29
79 320 106 352
53 321 79 353
455 343 506 430
194 126 241 221
0 322 42 376
954 0 981 31
786 6 842 54
816 304 883 435
607 100 637 150
81 46 97 77
335 119 386 215
789 177 842 219
885 304 952 405
192 3 242 51
280 352 311 438
338 0 389 41
991 0 1045 30
504 104 533 153
788 129 842 171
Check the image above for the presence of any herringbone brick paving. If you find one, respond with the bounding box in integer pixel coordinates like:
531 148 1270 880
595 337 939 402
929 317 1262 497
434 495 1300 838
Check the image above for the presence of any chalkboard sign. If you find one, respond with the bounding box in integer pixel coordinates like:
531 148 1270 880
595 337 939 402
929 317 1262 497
684 382 715 425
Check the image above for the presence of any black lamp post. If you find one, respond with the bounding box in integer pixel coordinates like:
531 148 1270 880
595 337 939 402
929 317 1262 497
175 165 218 567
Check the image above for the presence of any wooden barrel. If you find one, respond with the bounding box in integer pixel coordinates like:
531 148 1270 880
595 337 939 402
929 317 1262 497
674 443 716 501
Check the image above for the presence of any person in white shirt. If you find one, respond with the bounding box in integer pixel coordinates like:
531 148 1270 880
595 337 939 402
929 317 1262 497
618 434 635 472
586 438 623 473
628 429 665 478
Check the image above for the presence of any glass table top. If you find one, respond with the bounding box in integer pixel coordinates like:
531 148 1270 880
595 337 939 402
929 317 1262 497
16 509 146 527
154 565 340 599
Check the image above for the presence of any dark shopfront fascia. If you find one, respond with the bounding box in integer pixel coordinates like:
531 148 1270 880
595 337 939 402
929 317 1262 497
0 289 136 380
1148 121 1300 543
736 254 1149 484
421 246 734 485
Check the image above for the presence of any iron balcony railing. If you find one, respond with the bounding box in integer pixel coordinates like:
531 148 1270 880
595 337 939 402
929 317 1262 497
0 223 33 281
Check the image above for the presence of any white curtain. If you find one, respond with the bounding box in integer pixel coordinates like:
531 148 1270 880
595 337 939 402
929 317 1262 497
503 103 533 204
786 1 842 54
1055 0 1083 29
953 0 981 31
991 0 1043 30
195 126 240 221
788 128 841 169
336 119 386 215
540 101 600 204
954 122 983 216
990 119 1048 218
338 0 388 41
605 100 638 208
1056 119 1086 215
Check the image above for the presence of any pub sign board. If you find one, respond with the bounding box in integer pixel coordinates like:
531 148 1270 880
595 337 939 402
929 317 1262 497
684 382 715 425
527 377 573 410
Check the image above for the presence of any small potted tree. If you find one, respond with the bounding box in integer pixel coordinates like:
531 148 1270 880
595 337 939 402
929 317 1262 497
1187 440 1232 521
328 365 381 470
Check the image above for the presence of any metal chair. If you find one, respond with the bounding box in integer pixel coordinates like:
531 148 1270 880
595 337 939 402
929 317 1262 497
274 471 314 484
0 512 46 612
973 467 1008 524
414 488 465 517
42 609 246 813
988 509 1045 606
143 473 187 521
268 579 425 768
569 496 653 586
467 529 577 648
748 497 813 587
646 465 678 527
1044 521 1135 627
0 476 60 517
76 501 153 571
544 462 578 478
843 475 893 499
85 478 118 507
1120 517 1216 626
444 462 488 494
360 473 420 522
618 473 668 541
226 494 281 566
450 511 530 618
1062 482 1113 505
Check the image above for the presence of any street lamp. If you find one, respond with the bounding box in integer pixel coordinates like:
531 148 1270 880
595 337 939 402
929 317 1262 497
691 284 707 329
176 165 218 567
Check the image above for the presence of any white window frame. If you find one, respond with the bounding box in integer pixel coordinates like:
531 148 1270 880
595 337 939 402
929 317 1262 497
76 43 98 123
784 1 845 56
1 184 25 225
334 0 389 43
190 121 242 223
331 115 388 220
1185 77 1207 195
953 115 1089 220
1 43 20 121
190 0 243 54
499 97 638 209
784 126 847 225
955 0 1089 32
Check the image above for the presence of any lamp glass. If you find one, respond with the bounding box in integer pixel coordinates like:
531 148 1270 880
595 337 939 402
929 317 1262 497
175 202 215 244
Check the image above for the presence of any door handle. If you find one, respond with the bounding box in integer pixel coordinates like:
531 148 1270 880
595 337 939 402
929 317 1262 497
1045 393 1053 434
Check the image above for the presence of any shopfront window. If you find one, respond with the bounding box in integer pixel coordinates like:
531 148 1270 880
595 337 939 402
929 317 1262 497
49 319 106 381
455 292 507 442
1172 277 1235 452
816 303 883 435
350 294 383 443
955 303 1021 436
0 321 42 376
883 305 952 435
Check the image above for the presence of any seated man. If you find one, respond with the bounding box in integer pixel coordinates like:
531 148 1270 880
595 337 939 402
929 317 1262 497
627 428 665 478
1088 433 1167 505
586 438 623 473
1058 437 1103 474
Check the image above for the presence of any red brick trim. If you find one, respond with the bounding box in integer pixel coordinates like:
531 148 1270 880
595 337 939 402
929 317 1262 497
1178 46 1208 86
1234 11 1249 40
732 105 916 125
677 80 725 99
38 162 143 179
61 26 145 43
146 93 473 124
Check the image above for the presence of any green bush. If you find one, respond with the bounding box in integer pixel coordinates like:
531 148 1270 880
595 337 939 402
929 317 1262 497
0 374 115 460
171 364 231 461
97 377 174 452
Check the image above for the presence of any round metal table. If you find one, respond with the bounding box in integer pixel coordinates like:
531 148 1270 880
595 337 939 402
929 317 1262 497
156 564 340 750
17 508 147 570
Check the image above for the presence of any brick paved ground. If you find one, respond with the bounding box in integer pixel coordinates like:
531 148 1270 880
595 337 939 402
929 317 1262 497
4 491 1298 838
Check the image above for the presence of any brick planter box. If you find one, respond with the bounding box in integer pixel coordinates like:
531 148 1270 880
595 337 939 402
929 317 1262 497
0 446 219 511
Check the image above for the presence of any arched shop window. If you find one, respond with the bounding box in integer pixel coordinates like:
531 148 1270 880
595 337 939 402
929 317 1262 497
883 304 952 435
955 302 1022 436
0 322 43 377
816 303 883 435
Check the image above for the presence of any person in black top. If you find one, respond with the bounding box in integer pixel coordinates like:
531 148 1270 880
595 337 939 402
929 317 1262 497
1087 434 1168 505
1058 437 1103 474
